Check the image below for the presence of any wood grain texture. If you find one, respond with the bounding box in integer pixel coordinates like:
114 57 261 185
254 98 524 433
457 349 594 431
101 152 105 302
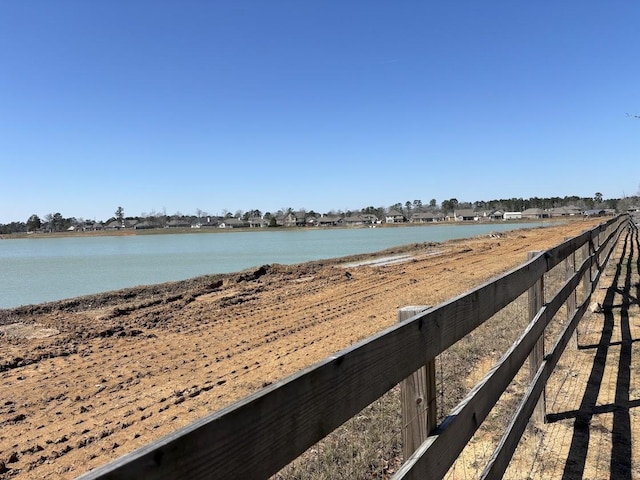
399 306 432 460
528 251 546 425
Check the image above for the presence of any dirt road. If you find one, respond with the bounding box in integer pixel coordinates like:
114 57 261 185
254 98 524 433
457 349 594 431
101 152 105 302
0 219 603 479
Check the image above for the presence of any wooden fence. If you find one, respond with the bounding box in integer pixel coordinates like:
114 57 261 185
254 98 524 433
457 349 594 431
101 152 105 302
78 214 630 480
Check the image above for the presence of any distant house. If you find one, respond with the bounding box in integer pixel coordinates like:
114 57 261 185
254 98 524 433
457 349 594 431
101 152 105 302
219 218 248 228
489 210 504 221
503 212 522 220
473 211 497 222
548 207 565 217
166 219 192 228
410 212 443 223
195 217 221 228
583 209 607 217
385 210 406 223
105 220 125 230
453 209 477 221
283 212 307 227
283 213 296 227
521 208 548 219
343 215 368 226
583 208 615 217
134 220 155 229
248 217 268 228
548 206 582 217
80 221 103 231
341 214 378 226
316 215 342 227
565 205 583 216
361 214 380 224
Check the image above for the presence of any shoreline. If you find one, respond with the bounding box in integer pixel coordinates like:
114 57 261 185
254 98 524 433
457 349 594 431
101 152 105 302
0 217 569 240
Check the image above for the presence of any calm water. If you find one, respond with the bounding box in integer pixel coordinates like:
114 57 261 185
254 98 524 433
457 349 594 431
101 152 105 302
0 223 545 309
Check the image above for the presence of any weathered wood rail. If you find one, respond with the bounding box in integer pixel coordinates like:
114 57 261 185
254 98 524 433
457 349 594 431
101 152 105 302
78 215 630 480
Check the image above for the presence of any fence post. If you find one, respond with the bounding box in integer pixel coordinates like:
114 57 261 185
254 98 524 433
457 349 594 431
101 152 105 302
594 229 601 273
398 306 435 460
564 238 578 348
528 252 546 424
582 242 591 305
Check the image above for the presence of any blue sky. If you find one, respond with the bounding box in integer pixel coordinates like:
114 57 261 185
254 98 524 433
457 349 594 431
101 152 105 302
1 1 639 223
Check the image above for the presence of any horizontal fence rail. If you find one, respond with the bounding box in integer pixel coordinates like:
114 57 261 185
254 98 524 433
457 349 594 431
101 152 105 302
394 214 627 480
79 214 630 480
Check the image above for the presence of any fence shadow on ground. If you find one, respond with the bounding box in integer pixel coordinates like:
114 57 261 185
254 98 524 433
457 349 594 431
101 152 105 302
546 222 639 480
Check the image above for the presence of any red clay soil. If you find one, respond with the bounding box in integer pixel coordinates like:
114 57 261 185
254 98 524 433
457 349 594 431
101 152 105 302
0 219 604 479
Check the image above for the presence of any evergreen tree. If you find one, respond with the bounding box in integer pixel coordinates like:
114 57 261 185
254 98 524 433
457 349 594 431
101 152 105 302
26 214 41 231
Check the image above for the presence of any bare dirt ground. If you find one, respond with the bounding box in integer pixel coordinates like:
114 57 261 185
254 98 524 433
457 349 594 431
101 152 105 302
0 219 610 479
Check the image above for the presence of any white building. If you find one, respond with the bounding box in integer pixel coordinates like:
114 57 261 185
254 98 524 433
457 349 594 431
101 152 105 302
503 211 522 220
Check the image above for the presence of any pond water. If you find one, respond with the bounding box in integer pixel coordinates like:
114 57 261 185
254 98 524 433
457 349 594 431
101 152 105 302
0 222 546 308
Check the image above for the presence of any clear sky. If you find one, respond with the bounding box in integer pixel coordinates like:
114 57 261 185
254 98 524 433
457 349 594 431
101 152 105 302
1 1 639 223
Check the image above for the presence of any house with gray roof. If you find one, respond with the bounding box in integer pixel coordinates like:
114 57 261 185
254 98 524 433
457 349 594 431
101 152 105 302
195 217 222 228
583 209 606 217
410 212 444 223
453 209 477 221
343 215 367 226
316 215 342 227
521 208 548 219
489 210 504 220
219 218 249 228
342 214 379 226
282 211 308 227
361 214 380 224
105 220 126 230
385 210 406 223
166 219 192 228
134 220 155 229
248 217 268 228
548 206 582 217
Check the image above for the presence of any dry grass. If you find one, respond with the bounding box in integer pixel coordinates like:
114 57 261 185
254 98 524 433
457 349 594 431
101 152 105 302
273 389 403 479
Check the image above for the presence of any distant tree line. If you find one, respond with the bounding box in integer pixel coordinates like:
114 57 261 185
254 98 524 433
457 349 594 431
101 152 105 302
1 192 638 235
1 213 77 234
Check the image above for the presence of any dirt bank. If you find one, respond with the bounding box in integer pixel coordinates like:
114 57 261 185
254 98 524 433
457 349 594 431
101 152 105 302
0 219 603 479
